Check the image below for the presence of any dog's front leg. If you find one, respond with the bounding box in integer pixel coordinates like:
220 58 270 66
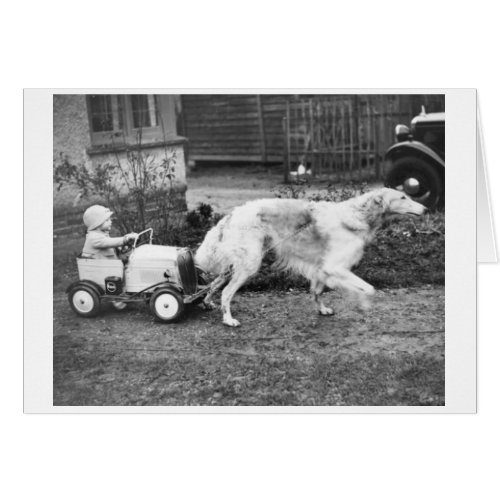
310 278 334 316
324 268 375 310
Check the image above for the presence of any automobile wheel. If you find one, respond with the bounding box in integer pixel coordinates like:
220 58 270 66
385 157 443 209
111 301 128 311
68 285 101 318
150 288 185 323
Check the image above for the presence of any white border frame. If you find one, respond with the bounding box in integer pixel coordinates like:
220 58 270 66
24 89 476 413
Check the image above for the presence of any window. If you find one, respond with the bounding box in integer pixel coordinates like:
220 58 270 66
87 94 176 149
131 95 158 129
88 95 124 132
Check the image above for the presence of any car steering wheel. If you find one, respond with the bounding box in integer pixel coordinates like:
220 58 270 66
117 229 153 258
117 240 133 257
134 235 147 249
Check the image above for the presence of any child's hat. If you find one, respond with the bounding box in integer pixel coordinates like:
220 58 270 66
83 205 113 230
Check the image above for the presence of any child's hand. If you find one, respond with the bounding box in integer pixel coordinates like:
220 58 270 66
124 233 139 242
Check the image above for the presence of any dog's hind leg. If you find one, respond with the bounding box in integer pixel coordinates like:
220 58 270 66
201 273 229 310
220 270 255 327
310 278 334 316
220 248 263 327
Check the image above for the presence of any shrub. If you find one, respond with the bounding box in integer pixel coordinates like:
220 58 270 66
356 210 445 288
271 183 308 200
272 180 371 202
165 204 223 249
307 181 370 202
54 135 180 241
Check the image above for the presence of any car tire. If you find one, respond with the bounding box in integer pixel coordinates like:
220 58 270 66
68 285 101 318
385 157 443 209
150 288 185 323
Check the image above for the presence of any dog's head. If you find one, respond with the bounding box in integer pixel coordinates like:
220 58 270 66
372 188 427 216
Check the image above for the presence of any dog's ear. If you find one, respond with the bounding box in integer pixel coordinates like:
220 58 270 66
373 190 389 210
373 193 384 207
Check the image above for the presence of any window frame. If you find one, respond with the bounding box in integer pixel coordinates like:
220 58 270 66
86 94 177 149
86 94 127 147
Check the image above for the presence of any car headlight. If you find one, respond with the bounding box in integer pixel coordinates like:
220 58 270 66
395 124 410 142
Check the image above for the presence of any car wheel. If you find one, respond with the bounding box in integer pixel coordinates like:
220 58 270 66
150 288 185 323
386 157 443 209
68 285 101 318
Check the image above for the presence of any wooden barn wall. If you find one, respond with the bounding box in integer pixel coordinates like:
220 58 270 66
179 94 265 162
179 94 445 164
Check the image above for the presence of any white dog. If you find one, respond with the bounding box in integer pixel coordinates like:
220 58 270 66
195 188 426 327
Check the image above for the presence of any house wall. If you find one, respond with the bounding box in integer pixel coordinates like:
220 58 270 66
88 143 186 185
53 94 92 168
53 94 187 236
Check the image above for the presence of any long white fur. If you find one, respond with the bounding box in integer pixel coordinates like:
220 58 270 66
195 187 426 327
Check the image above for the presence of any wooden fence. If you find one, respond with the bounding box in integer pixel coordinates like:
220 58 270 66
179 94 290 162
179 94 445 181
285 94 442 181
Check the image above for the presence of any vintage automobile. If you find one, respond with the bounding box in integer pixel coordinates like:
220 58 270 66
384 108 445 208
67 229 209 323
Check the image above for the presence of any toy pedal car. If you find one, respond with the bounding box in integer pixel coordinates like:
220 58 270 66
67 229 210 323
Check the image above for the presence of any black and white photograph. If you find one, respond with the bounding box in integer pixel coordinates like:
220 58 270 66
51 93 445 406
14 2 500 497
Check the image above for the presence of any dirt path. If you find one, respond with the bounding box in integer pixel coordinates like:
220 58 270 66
185 164 383 213
53 286 444 406
185 164 281 213
187 187 274 214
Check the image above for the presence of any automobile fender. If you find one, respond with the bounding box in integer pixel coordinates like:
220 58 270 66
385 141 445 169
66 280 104 296
150 283 184 295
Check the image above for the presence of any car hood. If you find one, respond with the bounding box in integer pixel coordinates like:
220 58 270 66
129 244 180 262
411 112 445 125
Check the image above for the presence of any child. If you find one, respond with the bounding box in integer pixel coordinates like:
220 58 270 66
81 205 138 259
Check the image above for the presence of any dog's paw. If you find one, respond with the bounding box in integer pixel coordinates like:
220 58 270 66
319 306 335 316
223 317 241 327
358 298 373 311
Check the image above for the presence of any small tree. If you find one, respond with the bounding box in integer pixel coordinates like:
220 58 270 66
54 130 180 243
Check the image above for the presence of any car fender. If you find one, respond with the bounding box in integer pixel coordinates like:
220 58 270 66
385 141 445 169
151 283 184 295
66 280 104 296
